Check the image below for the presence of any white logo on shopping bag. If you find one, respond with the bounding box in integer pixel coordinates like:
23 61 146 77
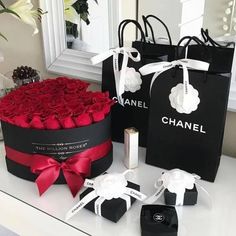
169 83 200 114
124 67 142 93
112 97 148 109
162 116 206 134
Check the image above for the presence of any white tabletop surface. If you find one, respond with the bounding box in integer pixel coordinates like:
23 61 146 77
0 141 236 236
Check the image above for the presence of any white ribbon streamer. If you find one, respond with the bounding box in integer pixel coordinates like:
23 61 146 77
94 194 132 217
139 58 209 96
120 194 131 211
145 184 166 204
84 179 94 188
94 197 105 216
125 187 147 201
91 47 141 104
65 170 146 220
65 190 98 220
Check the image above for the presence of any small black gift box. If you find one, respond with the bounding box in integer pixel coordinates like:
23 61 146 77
80 181 140 223
140 205 178 236
164 184 198 206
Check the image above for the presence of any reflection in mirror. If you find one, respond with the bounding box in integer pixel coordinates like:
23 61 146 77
64 0 112 53
63 0 236 53
138 0 236 43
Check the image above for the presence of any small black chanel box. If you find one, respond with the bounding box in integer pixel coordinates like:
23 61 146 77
140 205 178 236
164 184 198 205
80 181 140 223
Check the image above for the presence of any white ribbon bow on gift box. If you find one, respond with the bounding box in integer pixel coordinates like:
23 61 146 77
91 47 141 105
145 169 211 206
65 170 147 220
139 59 209 114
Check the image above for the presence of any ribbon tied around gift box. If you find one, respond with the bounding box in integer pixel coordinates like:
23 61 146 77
5 139 112 197
145 169 211 206
91 47 142 105
139 59 209 114
66 170 147 220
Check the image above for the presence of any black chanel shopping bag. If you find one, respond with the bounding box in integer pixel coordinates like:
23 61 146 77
91 19 175 147
140 36 234 181
187 29 235 73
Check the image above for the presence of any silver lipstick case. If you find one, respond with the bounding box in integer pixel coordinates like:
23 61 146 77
124 127 139 169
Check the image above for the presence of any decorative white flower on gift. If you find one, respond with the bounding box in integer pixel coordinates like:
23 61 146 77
93 173 128 200
169 83 200 114
161 169 197 194
124 67 142 93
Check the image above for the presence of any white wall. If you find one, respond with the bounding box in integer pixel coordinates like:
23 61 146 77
0 2 50 78
119 0 137 45
203 0 228 37
138 0 182 41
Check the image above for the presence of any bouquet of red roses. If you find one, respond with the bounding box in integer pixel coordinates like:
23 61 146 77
0 77 115 129
0 77 114 197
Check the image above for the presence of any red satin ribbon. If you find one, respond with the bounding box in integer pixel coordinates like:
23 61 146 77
5 140 112 197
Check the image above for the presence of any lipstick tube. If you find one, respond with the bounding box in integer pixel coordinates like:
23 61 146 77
124 127 139 169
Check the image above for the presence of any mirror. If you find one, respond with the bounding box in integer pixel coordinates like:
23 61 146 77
62 0 235 53
39 0 236 110
64 0 118 53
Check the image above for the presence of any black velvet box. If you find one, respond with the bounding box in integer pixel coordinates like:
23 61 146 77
164 185 198 206
80 181 140 223
1 115 113 183
140 205 178 236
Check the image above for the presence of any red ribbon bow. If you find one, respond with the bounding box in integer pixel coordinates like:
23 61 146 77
30 154 91 197
5 139 112 197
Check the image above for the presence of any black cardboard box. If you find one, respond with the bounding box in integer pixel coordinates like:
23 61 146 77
80 181 140 223
141 205 178 236
1 115 113 183
164 185 198 206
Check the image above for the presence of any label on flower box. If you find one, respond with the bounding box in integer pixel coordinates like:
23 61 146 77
32 140 89 160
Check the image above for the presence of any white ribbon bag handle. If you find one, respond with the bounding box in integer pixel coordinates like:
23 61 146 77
91 47 141 105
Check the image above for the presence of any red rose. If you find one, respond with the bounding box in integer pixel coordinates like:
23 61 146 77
92 111 105 122
74 113 92 127
78 91 93 105
30 116 45 129
0 77 114 130
60 117 76 129
14 115 30 128
44 115 61 130
72 104 85 116
102 103 112 115
24 88 40 96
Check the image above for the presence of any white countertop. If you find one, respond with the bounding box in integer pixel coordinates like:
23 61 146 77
0 141 236 236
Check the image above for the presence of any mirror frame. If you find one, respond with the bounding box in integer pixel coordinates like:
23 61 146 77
39 0 119 83
39 0 236 111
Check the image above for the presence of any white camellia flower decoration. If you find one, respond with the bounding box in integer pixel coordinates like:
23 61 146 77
124 67 142 93
93 173 128 200
161 169 197 194
169 83 200 114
